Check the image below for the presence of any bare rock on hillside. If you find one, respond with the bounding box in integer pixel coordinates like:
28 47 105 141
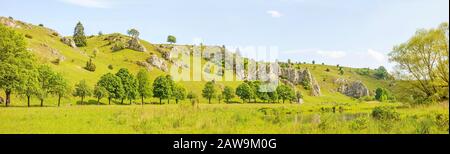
0 17 21 28
136 61 153 71
61 37 77 48
302 69 321 96
127 38 147 52
279 67 321 96
335 78 370 98
147 55 168 72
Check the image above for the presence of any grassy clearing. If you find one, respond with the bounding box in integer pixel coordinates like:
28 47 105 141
0 103 447 134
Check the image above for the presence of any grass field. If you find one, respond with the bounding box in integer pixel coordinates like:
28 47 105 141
1 102 448 134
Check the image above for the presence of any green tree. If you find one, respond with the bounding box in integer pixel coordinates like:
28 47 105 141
268 91 278 103
375 88 389 102
22 74 39 107
73 80 92 104
116 68 138 104
202 81 216 104
236 82 252 103
73 22 87 47
152 75 171 104
37 65 57 107
172 84 186 104
374 66 389 80
52 73 70 107
127 28 140 39
389 23 449 100
136 69 152 105
85 58 96 72
165 75 175 104
276 84 295 103
187 91 197 102
0 25 36 107
97 73 124 105
167 35 177 44
223 86 235 103
93 85 108 105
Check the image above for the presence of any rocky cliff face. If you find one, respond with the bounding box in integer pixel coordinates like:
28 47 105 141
147 54 168 72
279 67 321 96
335 78 370 98
127 38 147 52
61 37 76 48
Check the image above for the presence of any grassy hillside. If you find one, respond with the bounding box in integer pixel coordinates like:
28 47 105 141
2 16 395 106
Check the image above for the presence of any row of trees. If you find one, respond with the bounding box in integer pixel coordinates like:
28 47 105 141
200 80 302 104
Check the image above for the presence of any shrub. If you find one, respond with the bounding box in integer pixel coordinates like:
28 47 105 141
51 58 61 65
375 88 390 102
434 113 449 131
371 106 400 121
350 116 369 130
302 80 311 90
38 24 44 27
325 68 330 72
84 58 96 72
25 34 33 39
112 42 127 51
108 64 114 70
52 32 59 37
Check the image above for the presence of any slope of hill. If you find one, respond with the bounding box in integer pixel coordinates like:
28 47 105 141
1 16 395 105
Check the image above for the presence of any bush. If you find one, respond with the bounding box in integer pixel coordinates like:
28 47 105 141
108 64 114 70
111 42 127 51
434 113 449 131
52 32 59 37
350 117 369 130
51 58 61 65
371 106 400 121
325 68 330 72
25 34 33 39
84 58 96 72
38 24 44 27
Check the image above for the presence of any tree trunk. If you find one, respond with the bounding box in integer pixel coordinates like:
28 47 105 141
176 99 178 104
5 90 11 107
167 98 170 104
108 97 111 105
58 96 61 107
208 98 211 104
81 96 84 105
121 98 124 104
97 97 100 105
129 99 132 105
27 95 31 107
282 99 285 104
141 95 144 106
40 99 44 107
159 98 162 105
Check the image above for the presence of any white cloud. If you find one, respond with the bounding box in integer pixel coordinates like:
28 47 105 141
266 10 283 18
316 50 347 59
60 0 113 8
366 49 387 62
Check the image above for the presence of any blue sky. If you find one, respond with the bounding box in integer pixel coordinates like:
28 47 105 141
1 0 448 71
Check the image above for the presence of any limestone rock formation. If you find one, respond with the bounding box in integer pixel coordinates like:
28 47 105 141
279 67 321 96
335 78 370 98
136 61 153 71
61 37 77 48
147 55 168 72
127 38 147 52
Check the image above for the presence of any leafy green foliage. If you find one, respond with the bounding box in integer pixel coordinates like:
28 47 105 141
375 88 389 102
236 82 252 103
73 80 92 104
371 106 400 121
152 75 172 104
172 84 186 104
167 35 177 44
97 73 124 105
136 69 152 105
115 68 138 104
276 84 295 103
84 58 96 72
202 81 216 104
93 85 108 105
73 22 87 47
374 66 388 80
0 24 35 106
223 86 235 103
